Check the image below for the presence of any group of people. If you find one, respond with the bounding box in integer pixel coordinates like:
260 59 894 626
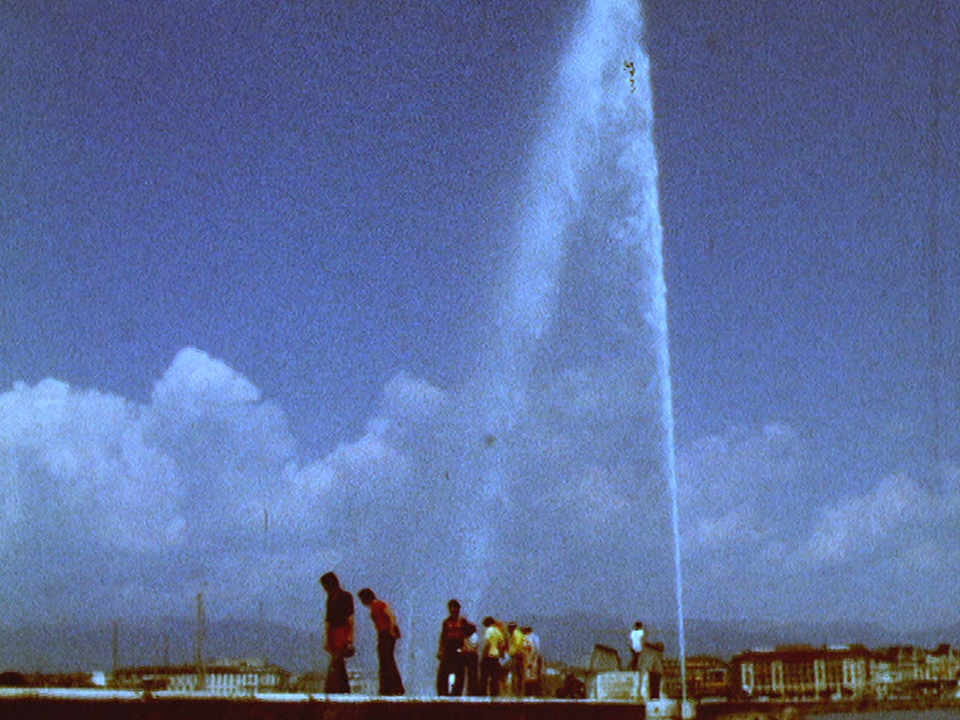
321 572 667 703
320 573 543 698
319 572 405 696
436 599 543 698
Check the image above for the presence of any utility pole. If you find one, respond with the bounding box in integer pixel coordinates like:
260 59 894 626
259 600 268 665
262 506 269 665
112 620 120 677
161 633 170 666
196 591 207 691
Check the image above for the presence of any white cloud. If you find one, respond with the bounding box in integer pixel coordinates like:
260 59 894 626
4 347 958 643
142 348 298 535
799 474 941 566
152 347 260 414
0 349 302 624
379 371 446 425
678 422 804 553
0 379 184 557
675 422 960 623
693 508 760 547
283 372 457 602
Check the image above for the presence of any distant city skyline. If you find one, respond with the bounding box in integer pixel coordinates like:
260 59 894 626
5 613 960 677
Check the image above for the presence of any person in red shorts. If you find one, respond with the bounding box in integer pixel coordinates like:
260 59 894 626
320 572 354 694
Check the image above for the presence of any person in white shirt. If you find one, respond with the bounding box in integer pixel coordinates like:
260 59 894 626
628 620 645 671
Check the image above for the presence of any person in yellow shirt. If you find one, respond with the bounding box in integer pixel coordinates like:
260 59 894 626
505 622 526 696
521 626 542 697
480 616 507 696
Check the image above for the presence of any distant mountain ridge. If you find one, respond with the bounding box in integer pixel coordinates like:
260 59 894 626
3 615 958 675
0 619 315 675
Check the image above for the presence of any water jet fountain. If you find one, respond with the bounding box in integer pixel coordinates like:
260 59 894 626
303 0 689 706
463 0 688 703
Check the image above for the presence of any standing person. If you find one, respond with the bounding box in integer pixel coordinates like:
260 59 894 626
628 621 645 671
436 599 472 696
505 622 526 696
521 626 542 697
462 621 480 696
479 616 507 697
320 572 354 694
357 588 405 696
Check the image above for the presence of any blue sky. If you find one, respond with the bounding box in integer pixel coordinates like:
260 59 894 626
2 0 959 669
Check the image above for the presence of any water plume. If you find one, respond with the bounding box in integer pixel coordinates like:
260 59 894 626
462 0 686 678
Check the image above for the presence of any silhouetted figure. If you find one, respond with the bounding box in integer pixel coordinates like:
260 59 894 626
556 672 586 699
462 621 480 695
320 572 354 694
437 599 473 696
358 588 405 696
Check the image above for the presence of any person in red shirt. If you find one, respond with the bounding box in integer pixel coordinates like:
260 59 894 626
357 588 405 696
436 599 474 696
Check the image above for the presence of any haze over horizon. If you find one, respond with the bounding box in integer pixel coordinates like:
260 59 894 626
2 0 959 677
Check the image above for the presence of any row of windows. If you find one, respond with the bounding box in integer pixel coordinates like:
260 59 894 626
742 659 868 694
117 669 285 694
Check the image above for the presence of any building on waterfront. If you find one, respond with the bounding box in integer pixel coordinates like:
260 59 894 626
731 643 960 704
925 644 960 690
111 658 290 695
871 644 959 699
679 656 731 700
0 672 103 689
732 645 872 701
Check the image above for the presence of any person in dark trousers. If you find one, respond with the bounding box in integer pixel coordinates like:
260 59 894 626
436 599 472 696
504 622 525 696
357 588 405 696
479 616 507 697
462 621 480 696
628 620 645 671
320 572 354 694
639 640 665 700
